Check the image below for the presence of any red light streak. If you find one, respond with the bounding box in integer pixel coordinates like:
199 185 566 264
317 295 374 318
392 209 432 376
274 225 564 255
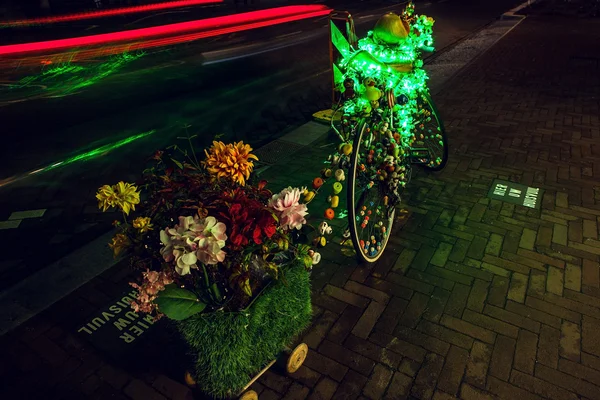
0 0 223 27
0 6 330 57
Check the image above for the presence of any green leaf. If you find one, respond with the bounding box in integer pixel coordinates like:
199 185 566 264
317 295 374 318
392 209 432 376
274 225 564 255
154 284 206 320
171 158 184 170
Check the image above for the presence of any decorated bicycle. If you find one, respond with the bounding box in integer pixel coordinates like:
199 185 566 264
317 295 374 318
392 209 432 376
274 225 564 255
308 2 448 262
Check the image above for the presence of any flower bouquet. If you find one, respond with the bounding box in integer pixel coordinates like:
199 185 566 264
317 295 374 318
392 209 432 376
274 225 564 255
96 140 318 398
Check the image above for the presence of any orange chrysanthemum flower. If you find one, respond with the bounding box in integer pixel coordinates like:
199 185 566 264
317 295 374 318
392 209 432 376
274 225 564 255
203 141 258 186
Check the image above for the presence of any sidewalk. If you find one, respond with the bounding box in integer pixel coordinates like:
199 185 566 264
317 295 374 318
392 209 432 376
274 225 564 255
2 4 600 400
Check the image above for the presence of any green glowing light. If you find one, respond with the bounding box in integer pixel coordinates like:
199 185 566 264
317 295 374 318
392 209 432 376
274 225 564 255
46 130 155 171
17 52 145 95
0 130 155 188
336 7 435 144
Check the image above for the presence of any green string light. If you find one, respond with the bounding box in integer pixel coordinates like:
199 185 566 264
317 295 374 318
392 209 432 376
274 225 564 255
336 8 435 144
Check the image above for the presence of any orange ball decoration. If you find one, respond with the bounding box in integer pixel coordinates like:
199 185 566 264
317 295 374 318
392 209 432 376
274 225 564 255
313 177 324 189
324 208 335 220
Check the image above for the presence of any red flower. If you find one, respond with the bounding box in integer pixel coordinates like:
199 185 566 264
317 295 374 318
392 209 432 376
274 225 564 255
219 190 277 249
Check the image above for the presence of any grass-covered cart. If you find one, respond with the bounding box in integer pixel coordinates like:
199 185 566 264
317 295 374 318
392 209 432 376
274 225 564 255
94 140 321 400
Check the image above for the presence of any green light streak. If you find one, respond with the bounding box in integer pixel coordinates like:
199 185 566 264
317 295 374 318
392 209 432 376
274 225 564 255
17 52 145 95
0 130 155 188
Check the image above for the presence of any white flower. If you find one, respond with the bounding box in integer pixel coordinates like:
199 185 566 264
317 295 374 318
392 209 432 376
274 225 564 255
268 186 308 231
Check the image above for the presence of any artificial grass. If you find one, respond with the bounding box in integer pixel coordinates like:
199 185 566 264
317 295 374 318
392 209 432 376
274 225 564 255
176 265 312 399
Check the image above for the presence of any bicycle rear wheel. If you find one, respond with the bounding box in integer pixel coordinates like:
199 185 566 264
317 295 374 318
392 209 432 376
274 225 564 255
412 92 448 171
347 121 396 263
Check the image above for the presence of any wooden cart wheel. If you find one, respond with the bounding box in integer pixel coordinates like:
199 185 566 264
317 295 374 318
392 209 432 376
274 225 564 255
286 343 308 374
239 389 258 400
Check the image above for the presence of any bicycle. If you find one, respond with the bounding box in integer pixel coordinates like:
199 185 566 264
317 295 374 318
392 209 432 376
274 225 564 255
310 3 448 263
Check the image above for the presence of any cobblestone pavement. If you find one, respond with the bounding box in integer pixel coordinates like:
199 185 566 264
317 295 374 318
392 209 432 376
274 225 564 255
3 5 600 400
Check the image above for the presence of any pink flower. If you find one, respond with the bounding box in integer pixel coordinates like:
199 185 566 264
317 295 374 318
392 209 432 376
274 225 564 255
268 187 308 230
159 215 228 275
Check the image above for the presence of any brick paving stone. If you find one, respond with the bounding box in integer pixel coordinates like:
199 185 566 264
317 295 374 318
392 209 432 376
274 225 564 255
484 304 540 333
344 281 391 305
312 293 349 314
352 301 386 340
417 320 474 350
303 350 348 382
437 345 468 395
327 305 363 343
444 283 470 318
448 239 470 263
460 383 496 400
394 326 450 356
384 372 412 400
466 279 489 314
565 264 582 292
487 375 544 400
423 287 451 323
519 228 537 251
285 383 310 400
363 364 394 400
525 296 581 324
332 369 367 399
304 310 339 349
318 340 375 376
467 236 488 260
345 335 403 369
293 366 321 389
262 371 294 394
559 321 581 362
559 358 600 388
430 243 453 268
509 369 578 400
398 292 431 329
487 276 509 308
583 220 598 240
406 270 454 292
440 314 496 344
505 300 561 329
446 260 494 282
375 297 409 335
426 266 473 286
537 324 561 369
364 276 414 301
387 273 434 296
535 364 600 400
309 377 338 400
465 341 493 389
547 266 565 296
489 335 516 381
410 245 437 272
514 329 538 375
582 315 600 358
507 272 528 303
553 224 569 246
485 234 504 257
370 331 426 363
393 248 418 273
399 358 422 378
583 259 600 288
323 285 370 308
410 353 445 400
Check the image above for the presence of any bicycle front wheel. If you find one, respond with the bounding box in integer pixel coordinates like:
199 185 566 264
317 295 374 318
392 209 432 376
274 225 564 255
412 92 448 171
347 121 396 263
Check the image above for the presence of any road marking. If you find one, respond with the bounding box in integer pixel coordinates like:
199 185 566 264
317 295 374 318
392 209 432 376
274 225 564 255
0 220 21 230
9 209 46 220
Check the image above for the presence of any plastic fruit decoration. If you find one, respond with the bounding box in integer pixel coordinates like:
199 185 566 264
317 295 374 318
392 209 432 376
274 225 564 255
373 13 409 44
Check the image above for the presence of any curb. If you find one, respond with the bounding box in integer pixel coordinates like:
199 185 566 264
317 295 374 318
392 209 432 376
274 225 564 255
501 0 537 19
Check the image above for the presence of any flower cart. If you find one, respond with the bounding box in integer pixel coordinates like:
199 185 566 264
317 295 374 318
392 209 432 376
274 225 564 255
96 139 320 399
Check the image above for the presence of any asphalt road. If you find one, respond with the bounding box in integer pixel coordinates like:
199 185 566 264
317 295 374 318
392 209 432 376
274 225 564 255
0 0 524 182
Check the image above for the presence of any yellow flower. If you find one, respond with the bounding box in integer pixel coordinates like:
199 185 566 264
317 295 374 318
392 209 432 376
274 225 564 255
96 182 141 215
109 233 130 258
203 141 258 186
133 217 153 233
114 181 141 215
96 185 119 212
